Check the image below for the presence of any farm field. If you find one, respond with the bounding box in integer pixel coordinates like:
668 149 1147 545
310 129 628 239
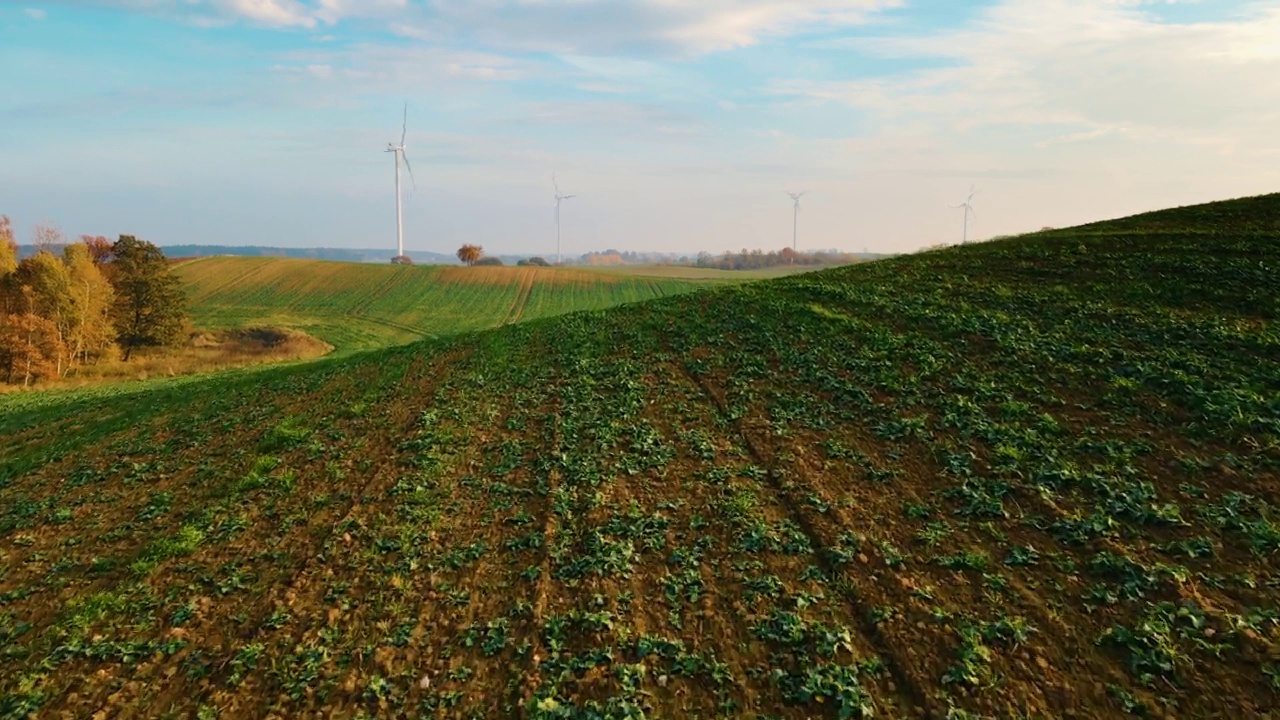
175 258 723 352
1 193 1279 718
584 264 846 280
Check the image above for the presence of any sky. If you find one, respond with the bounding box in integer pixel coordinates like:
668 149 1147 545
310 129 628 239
1 1 1278 257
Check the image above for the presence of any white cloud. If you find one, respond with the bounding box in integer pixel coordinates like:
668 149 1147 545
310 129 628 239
62 0 901 53
272 44 537 88
224 0 315 27
741 1 1280 245
519 100 705 139
446 0 904 55
771 1 1280 153
24 7 47 19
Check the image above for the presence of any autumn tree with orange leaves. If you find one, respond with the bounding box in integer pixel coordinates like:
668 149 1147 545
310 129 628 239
0 214 185 384
79 235 114 265
456 244 483 266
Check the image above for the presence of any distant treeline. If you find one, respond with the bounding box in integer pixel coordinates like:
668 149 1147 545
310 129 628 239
576 247 865 270
690 248 862 270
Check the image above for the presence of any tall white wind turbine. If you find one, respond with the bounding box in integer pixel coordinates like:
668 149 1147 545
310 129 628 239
787 191 807 259
553 172 576 266
951 185 978 244
385 104 416 262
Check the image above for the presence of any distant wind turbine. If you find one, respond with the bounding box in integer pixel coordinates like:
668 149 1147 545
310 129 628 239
950 185 978 244
787 191 807 259
553 172 576 265
385 104 416 262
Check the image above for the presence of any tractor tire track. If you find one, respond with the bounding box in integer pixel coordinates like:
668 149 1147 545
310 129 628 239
668 356 939 719
515 399 563 717
75 350 443 718
502 270 537 326
126 348 468 718
342 313 431 339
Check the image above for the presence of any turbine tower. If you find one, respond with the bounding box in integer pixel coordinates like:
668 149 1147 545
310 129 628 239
951 185 978 244
385 104 416 262
553 173 576 266
787 191 807 260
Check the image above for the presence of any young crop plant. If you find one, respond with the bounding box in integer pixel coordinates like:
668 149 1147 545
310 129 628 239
934 550 990 573
4 192 1280 718
1096 601 1220 687
942 616 1034 690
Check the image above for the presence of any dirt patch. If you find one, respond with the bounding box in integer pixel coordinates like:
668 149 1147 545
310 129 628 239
139 326 333 371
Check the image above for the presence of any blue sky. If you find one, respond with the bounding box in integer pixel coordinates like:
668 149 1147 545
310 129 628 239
1 0 1278 257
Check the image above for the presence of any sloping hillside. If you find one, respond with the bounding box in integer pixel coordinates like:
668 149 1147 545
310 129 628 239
175 257 725 352
1 193 1277 718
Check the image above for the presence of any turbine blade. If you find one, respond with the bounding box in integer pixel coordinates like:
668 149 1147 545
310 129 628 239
402 152 416 190
553 172 560 196
401 103 408 147
564 194 576 200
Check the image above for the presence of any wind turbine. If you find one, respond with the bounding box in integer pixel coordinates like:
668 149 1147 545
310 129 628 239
787 191 807 260
950 185 978 244
553 173 576 265
385 104 416 262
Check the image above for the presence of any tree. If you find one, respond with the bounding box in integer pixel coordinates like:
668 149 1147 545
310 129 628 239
8 252 76 376
0 310 64 386
474 256 503 266
517 256 550 267
391 254 414 265
32 222 66 252
79 235 114 265
63 243 117 365
0 215 16 276
109 235 187 360
456 244 483 266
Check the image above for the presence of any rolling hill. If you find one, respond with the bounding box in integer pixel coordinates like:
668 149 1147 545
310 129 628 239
1 193 1278 718
174 258 729 352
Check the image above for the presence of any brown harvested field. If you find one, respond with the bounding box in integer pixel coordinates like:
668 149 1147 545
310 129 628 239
435 265 632 286
584 263 849 280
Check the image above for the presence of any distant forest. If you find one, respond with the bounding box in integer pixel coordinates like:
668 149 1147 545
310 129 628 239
558 248 875 269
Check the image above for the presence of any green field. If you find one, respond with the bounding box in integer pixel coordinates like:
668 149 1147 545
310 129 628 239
175 258 726 352
584 264 845 280
2 193 1278 718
